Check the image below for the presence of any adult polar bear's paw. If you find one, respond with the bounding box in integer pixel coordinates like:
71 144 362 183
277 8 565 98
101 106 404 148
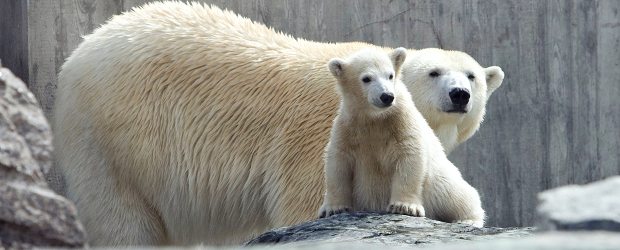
318 204 351 218
387 202 425 217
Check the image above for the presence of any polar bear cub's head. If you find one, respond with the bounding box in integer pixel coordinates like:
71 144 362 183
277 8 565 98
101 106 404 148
328 48 407 115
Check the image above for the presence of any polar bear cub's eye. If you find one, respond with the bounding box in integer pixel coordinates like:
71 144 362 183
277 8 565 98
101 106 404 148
468 74 475 80
429 71 440 77
389 74 394 80
362 76 372 83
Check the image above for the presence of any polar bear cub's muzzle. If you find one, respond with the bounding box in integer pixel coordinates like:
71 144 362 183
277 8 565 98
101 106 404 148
363 74 396 109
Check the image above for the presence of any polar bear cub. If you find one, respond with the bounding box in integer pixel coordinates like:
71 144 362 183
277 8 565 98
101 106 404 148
319 48 485 227
319 48 426 217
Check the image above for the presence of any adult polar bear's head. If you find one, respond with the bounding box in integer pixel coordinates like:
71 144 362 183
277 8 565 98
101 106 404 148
402 48 505 153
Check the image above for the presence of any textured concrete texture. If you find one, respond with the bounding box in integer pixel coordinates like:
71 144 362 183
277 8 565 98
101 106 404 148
537 175 620 232
0 66 86 249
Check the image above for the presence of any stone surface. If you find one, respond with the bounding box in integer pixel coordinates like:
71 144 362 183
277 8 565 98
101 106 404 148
39 232 620 250
255 231 620 250
0 66 86 249
245 212 534 247
537 175 620 232
423 231 620 250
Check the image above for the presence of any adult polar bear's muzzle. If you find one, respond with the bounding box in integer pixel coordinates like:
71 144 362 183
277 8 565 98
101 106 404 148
439 71 472 113
449 88 470 106
447 87 471 113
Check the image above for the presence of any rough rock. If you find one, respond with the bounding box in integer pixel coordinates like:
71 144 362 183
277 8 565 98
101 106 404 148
245 212 533 247
422 231 620 250
0 66 86 249
537 175 620 232
257 231 620 250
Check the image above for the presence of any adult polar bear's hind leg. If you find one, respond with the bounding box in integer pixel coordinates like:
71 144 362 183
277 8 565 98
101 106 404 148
53 67 169 245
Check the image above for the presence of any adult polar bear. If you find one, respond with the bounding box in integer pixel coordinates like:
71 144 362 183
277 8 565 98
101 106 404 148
53 1 504 246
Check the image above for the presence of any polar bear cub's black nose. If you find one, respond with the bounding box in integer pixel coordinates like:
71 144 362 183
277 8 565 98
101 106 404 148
380 93 394 106
449 88 470 105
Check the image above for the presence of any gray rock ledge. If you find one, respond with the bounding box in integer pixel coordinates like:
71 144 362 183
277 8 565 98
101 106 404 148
245 212 533 247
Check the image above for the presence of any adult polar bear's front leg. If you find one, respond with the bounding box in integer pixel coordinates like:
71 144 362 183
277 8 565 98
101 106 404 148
422 158 485 227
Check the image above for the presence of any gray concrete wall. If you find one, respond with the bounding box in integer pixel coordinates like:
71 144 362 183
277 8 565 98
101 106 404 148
0 0 28 84
16 0 620 228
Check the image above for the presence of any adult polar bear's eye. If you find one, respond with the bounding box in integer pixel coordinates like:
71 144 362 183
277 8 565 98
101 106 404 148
429 70 440 77
389 74 394 80
362 76 372 83
468 74 475 80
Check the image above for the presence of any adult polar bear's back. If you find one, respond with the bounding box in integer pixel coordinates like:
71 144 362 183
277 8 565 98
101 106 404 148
53 2 504 246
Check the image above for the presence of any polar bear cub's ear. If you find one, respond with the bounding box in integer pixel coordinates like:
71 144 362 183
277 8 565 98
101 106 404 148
328 58 347 79
389 47 407 75
484 66 505 95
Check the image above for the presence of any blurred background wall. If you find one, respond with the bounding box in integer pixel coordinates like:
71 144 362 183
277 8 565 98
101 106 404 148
1 0 619 228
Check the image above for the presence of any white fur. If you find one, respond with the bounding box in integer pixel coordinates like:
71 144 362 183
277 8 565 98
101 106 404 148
319 49 484 226
53 2 503 246
402 49 504 153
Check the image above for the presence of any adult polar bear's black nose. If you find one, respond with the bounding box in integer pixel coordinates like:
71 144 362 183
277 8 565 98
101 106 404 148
449 88 470 105
380 93 394 106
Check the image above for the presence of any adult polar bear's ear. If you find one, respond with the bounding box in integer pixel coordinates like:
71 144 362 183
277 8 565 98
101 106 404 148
389 47 407 75
484 66 505 96
328 58 347 79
